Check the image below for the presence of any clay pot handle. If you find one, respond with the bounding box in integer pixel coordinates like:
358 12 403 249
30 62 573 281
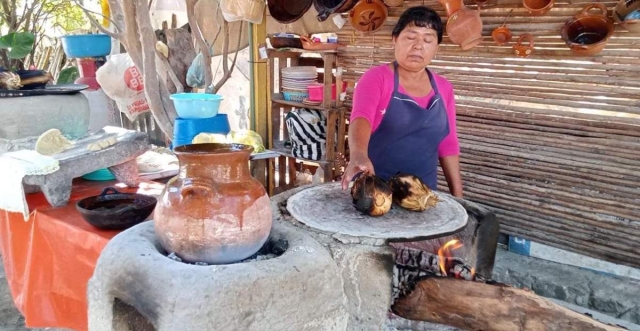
100 187 122 196
517 33 534 48
181 178 215 199
317 10 330 22
579 3 608 17
300 35 313 44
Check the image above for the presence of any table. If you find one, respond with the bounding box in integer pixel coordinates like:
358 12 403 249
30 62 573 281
0 179 165 331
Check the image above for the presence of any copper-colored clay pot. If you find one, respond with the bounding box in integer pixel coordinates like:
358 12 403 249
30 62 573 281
439 0 463 16
491 26 512 45
561 3 614 56
383 0 403 7
446 8 483 50
154 143 272 264
523 0 553 16
349 0 388 33
513 33 534 57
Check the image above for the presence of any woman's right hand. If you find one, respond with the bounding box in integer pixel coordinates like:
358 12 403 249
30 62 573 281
341 155 375 190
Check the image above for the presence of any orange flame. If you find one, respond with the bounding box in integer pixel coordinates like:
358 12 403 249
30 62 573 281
437 239 464 276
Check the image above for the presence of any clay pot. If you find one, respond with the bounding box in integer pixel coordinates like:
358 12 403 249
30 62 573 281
492 26 512 45
268 0 314 24
613 0 640 33
522 0 553 16
154 143 273 264
349 0 388 33
513 34 534 57
439 0 463 16
314 0 360 21
446 8 484 50
561 3 614 56
383 0 404 6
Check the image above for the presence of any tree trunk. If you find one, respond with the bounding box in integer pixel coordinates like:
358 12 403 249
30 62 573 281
392 277 624 331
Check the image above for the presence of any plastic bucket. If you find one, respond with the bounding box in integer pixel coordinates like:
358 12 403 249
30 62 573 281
172 114 231 149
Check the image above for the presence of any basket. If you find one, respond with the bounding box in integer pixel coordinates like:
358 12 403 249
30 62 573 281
283 91 309 102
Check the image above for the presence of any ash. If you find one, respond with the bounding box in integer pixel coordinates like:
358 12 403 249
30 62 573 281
164 238 289 266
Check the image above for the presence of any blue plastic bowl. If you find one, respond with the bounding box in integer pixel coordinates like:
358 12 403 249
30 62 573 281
170 93 224 119
172 114 231 149
82 168 116 181
60 34 112 58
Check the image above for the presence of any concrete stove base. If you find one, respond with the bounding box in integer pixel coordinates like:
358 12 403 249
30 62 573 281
88 220 349 331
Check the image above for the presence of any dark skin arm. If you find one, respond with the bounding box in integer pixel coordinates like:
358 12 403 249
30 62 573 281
440 155 463 197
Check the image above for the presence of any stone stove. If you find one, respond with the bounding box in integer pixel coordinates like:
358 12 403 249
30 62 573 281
88 183 499 331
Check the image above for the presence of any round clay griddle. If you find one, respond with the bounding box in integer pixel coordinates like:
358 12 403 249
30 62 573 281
286 182 468 242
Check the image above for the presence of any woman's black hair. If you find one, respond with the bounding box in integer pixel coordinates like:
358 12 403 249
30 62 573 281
391 6 443 44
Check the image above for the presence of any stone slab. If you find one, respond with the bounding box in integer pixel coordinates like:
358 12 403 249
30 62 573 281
0 94 90 140
286 182 468 242
22 126 149 207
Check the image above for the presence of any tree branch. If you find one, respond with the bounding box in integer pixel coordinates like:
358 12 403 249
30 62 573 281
156 49 183 94
73 0 123 40
185 0 212 92
213 21 243 94
134 0 176 138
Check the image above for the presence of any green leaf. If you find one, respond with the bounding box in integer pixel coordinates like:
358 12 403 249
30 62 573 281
56 67 79 84
0 32 36 59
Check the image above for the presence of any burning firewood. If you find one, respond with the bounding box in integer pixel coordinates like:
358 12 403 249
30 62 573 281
392 276 625 331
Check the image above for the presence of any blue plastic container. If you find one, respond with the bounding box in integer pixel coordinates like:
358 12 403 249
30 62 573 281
170 93 224 119
60 34 112 58
172 114 231 149
82 168 116 181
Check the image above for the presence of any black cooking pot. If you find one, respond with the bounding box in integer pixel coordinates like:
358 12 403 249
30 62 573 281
314 0 359 21
76 187 157 230
268 0 314 24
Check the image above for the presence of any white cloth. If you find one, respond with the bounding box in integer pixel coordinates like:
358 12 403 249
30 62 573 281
0 150 60 220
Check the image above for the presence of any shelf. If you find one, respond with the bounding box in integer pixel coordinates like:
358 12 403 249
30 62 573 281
272 93 335 111
271 141 333 165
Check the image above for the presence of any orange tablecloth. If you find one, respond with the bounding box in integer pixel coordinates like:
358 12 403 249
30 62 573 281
0 180 164 331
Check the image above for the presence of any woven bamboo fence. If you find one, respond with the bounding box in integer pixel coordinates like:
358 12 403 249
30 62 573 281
335 0 640 268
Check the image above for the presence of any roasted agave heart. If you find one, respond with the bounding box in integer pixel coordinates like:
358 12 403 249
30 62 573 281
388 173 439 212
350 172 393 217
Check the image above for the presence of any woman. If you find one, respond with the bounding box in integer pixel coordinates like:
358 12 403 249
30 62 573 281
341 6 463 197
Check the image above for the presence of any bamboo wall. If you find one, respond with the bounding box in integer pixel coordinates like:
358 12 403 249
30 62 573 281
335 0 640 268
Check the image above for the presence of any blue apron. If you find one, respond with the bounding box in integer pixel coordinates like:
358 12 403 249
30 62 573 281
367 62 450 190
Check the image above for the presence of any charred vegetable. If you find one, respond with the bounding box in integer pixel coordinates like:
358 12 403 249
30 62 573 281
0 71 22 90
17 69 52 90
350 172 393 217
388 173 439 212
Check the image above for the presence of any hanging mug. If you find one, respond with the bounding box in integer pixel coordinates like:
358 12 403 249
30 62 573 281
492 26 512 45
523 0 554 16
513 34 534 57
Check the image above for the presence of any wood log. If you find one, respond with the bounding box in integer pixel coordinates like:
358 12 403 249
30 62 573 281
392 277 624 331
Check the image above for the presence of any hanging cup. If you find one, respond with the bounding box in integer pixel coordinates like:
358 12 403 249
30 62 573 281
513 34 534 57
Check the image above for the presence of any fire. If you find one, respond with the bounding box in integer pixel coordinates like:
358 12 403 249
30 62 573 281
437 239 464 276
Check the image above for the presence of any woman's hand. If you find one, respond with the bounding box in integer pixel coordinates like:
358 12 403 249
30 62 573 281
341 154 375 190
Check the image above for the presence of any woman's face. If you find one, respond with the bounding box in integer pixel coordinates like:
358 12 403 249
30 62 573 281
393 24 439 71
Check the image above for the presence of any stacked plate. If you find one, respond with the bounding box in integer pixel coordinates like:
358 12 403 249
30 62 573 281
281 66 318 92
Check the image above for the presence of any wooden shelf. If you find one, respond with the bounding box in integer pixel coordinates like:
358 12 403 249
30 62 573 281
272 93 336 111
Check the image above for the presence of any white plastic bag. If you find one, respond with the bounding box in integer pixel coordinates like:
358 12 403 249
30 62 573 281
221 0 265 24
96 53 150 121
